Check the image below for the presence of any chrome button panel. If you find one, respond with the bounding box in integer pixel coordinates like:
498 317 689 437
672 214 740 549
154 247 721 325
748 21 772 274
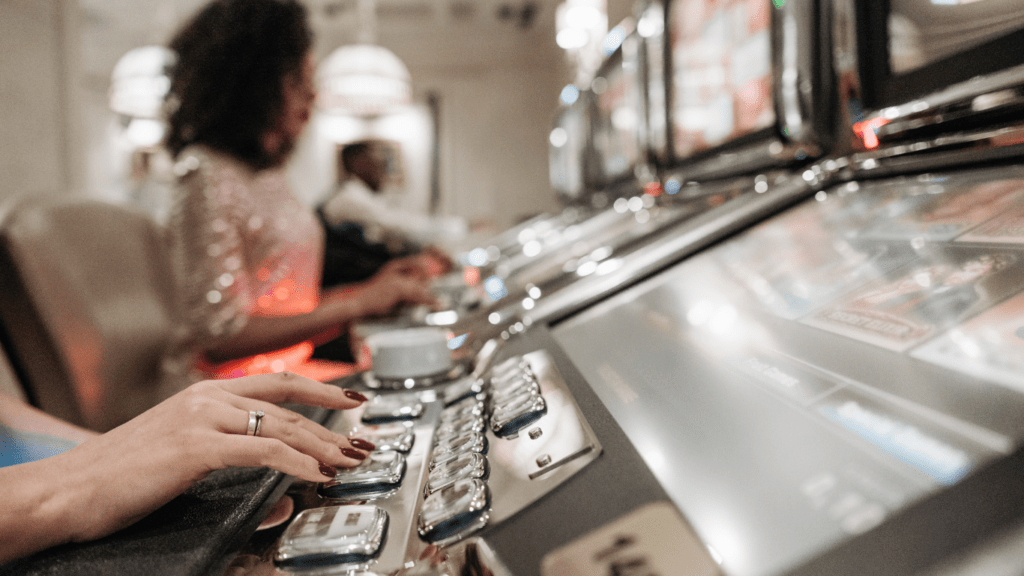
417 479 491 543
426 452 489 494
350 423 415 453
319 451 407 501
431 431 489 464
274 505 388 571
361 392 425 424
272 348 600 575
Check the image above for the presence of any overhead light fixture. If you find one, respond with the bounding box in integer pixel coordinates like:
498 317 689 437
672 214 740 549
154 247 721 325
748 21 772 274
555 0 607 85
318 44 412 116
318 0 412 117
109 46 175 119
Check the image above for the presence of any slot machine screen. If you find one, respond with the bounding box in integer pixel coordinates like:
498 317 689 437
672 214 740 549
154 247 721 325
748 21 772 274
860 0 1024 107
669 0 774 159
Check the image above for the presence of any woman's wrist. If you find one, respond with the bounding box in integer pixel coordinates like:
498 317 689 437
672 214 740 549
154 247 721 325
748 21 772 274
321 287 366 325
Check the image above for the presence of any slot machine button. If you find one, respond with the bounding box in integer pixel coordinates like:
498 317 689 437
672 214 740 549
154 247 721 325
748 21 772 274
319 451 407 501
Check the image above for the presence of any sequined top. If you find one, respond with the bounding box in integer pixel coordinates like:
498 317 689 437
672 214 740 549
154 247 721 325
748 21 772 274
163 145 331 384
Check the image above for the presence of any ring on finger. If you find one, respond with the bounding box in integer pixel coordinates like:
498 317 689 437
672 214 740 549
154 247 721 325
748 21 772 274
254 410 265 437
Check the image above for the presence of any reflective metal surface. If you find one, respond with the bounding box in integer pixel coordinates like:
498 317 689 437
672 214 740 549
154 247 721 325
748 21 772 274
274 505 388 571
551 165 1024 576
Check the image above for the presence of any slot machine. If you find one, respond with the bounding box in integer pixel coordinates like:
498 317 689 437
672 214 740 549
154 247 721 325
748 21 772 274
13 0 1024 575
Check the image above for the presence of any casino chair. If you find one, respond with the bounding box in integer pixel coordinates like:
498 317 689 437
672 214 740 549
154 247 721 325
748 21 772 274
0 195 178 432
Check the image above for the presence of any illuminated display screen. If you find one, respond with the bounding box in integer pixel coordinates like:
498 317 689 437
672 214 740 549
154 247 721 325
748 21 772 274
554 165 1024 576
591 36 644 184
669 0 774 159
889 0 1024 75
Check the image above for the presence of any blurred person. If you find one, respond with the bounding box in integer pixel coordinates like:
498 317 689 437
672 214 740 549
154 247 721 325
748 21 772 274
318 140 457 288
162 0 436 382
0 372 375 564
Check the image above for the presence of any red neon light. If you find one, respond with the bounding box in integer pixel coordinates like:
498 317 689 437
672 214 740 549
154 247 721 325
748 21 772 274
852 117 890 150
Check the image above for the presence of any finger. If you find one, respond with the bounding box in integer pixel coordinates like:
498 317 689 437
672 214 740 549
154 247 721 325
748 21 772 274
215 434 340 484
220 406 367 468
252 410 368 467
217 372 368 409
222 397 370 455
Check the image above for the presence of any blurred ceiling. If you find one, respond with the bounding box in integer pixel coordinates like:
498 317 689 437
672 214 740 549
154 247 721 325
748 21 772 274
77 0 573 93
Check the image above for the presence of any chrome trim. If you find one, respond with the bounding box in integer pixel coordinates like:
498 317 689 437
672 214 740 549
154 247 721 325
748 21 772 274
524 176 824 325
775 0 833 154
858 65 1024 145
851 122 1024 176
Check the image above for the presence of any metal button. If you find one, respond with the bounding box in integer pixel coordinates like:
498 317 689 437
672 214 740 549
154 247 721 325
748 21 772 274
528 427 543 440
536 454 552 467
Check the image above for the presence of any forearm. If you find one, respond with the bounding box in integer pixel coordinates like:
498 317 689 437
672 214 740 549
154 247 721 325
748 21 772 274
203 294 365 363
0 393 99 442
0 457 82 563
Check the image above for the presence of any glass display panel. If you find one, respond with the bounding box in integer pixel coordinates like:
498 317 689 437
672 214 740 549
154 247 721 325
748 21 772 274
669 0 774 158
553 165 1024 576
889 0 1024 75
591 36 644 183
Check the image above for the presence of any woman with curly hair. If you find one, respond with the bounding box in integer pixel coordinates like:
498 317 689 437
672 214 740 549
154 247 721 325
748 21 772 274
162 0 437 385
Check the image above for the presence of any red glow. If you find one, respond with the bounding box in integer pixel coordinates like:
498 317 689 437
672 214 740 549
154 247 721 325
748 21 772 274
644 182 663 197
463 266 481 286
852 117 890 150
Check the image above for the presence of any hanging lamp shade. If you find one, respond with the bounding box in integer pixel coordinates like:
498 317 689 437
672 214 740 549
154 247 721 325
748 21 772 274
109 46 175 119
318 44 412 116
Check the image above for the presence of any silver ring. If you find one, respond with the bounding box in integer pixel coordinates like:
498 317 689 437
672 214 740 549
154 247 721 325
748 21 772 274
253 410 265 437
246 411 258 436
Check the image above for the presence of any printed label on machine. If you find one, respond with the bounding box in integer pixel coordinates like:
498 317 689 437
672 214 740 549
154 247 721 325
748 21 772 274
540 501 722 576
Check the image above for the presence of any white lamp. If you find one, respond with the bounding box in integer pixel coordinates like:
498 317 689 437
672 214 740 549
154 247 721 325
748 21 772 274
318 44 412 116
318 0 412 117
109 46 175 119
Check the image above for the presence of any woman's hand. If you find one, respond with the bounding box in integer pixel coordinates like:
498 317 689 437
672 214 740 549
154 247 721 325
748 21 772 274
326 262 438 319
0 372 374 563
379 253 435 281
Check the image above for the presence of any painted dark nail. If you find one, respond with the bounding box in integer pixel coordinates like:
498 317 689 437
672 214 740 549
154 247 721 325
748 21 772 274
349 437 375 451
319 462 338 478
341 448 367 460
344 389 368 402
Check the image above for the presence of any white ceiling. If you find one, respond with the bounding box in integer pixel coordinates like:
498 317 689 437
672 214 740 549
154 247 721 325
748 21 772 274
77 0 580 91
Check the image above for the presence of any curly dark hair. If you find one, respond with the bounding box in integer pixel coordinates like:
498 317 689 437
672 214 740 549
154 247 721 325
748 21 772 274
165 0 313 169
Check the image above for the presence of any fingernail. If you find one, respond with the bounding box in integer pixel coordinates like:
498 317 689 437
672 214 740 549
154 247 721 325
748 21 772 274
344 389 368 402
349 437 375 451
341 448 367 460
318 462 337 478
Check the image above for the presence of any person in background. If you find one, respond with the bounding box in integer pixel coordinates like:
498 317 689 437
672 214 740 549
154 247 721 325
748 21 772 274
318 140 457 288
162 0 437 384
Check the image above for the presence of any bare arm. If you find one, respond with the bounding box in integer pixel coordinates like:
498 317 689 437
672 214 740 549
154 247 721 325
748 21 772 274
0 393 98 443
202 263 437 363
0 373 373 564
